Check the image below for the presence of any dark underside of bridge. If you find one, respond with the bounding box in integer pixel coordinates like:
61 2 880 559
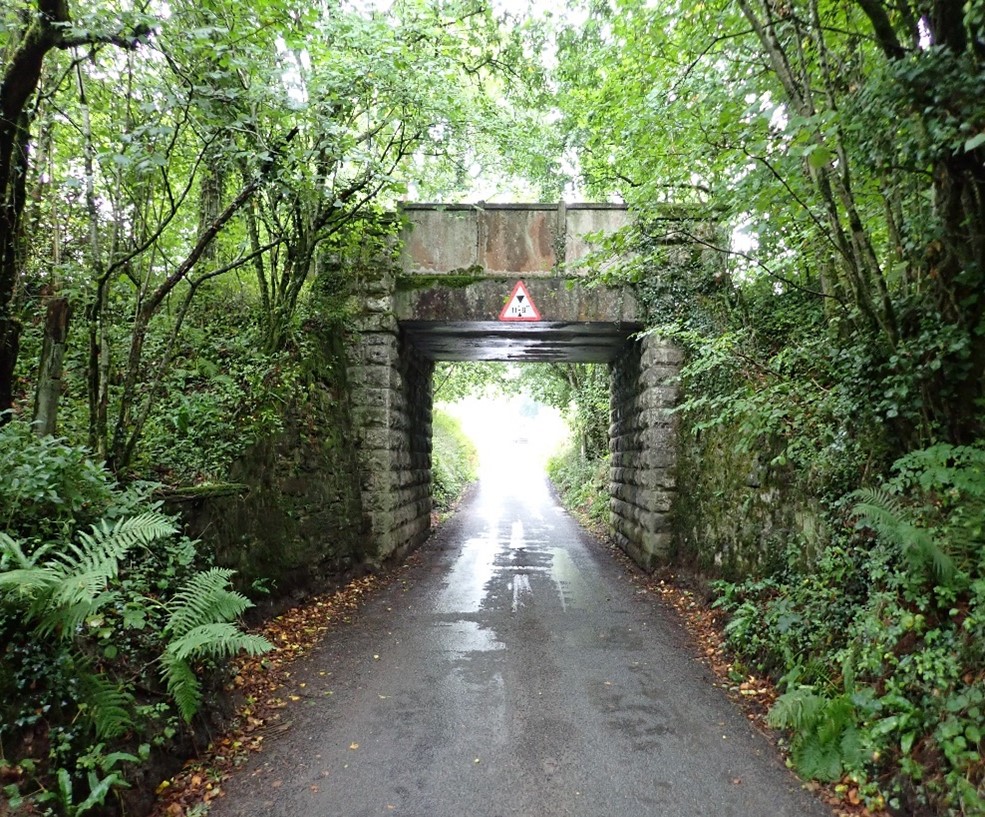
400 321 644 363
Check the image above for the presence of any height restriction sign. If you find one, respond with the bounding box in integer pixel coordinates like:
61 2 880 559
499 280 541 321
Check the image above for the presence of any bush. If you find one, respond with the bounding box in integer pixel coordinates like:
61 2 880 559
0 418 116 543
0 420 270 815
547 445 609 526
431 410 477 512
714 444 985 816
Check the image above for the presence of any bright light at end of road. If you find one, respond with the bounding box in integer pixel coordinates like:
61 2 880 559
442 395 570 483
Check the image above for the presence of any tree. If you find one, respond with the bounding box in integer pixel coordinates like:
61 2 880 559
553 0 984 450
0 0 149 421
516 363 609 459
433 361 513 402
5 0 554 475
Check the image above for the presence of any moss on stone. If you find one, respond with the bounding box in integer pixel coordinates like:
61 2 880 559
394 268 499 292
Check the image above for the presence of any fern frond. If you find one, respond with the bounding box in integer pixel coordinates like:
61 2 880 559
853 488 955 583
768 688 825 731
815 695 855 746
160 652 202 722
79 672 135 740
52 512 176 581
159 567 272 721
0 566 59 601
165 567 250 638
0 531 42 570
2 513 176 638
38 591 120 638
794 736 843 781
167 623 272 662
853 487 911 545
839 725 865 769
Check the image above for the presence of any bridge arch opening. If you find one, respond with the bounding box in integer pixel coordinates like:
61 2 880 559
344 203 683 572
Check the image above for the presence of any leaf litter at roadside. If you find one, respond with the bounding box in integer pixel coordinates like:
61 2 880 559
148 565 406 817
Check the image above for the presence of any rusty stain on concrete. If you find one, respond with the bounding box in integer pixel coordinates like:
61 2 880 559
398 203 629 276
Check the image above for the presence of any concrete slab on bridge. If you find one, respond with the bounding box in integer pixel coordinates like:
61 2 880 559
399 201 631 276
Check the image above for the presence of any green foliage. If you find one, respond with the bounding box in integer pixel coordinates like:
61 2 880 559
518 364 610 461
0 512 176 639
37 760 134 817
853 488 955 585
135 287 290 484
431 410 478 512
715 448 985 814
161 567 272 721
433 362 512 403
546 446 609 526
768 686 866 782
0 420 270 811
0 420 115 541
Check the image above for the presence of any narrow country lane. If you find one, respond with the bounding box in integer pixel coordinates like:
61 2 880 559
209 460 832 817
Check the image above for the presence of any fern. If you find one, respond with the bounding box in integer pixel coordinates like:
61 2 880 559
78 672 135 740
853 487 955 584
0 512 176 636
769 687 826 731
164 567 251 637
159 653 203 723
167 623 271 662
769 687 861 782
55 513 175 580
795 736 844 782
160 569 272 721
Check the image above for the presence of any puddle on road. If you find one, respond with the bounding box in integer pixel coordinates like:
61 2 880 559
548 547 593 611
436 618 505 656
434 471 597 616
434 535 498 613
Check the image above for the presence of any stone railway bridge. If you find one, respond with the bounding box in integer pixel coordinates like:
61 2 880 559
345 203 689 572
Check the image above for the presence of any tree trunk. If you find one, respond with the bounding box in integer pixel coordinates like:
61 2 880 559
0 0 73 422
0 111 30 423
32 296 70 435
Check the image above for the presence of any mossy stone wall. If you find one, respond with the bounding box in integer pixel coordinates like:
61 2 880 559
177 327 366 596
671 416 827 580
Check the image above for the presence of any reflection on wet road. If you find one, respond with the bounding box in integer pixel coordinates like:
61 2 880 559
209 461 833 817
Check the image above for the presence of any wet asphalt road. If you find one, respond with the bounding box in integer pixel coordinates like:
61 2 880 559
210 464 832 817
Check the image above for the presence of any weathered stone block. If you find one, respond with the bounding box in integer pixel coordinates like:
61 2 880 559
639 385 679 410
352 313 398 333
639 364 682 389
360 343 400 367
637 448 677 470
642 340 684 366
363 295 395 314
362 427 410 452
348 363 403 391
640 426 677 451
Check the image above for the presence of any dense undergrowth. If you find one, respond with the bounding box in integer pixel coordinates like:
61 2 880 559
713 444 985 816
431 410 478 514
0 420 270 815
546 446 609 528
658 264 985 816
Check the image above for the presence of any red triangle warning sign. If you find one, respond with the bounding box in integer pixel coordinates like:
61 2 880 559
499 280 541 321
